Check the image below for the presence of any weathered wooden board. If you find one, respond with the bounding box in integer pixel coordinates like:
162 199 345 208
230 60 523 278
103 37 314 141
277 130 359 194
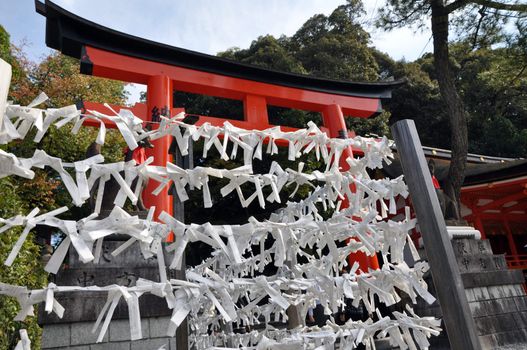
391 119 482 350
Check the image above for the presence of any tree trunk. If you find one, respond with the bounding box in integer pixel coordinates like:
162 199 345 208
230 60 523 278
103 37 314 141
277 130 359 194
430 0 468 220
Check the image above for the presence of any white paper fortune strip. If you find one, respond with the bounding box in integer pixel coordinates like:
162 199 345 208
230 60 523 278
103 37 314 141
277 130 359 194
14 329 31 350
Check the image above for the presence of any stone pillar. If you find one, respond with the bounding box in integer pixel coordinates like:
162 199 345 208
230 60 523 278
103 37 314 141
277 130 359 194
40 239 176 349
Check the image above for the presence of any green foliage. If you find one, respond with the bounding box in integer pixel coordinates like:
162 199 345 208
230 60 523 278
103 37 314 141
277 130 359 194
454 44 527 157
382 43 527 157
347 110 391 137
29 53 128 107
0 25 32 105
185 140 325 226
289 1 379 82
219 35 306 74
0 177 48 350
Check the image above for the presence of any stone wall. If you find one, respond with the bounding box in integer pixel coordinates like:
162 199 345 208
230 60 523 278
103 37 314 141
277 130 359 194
41 317 173 350
416 238 527 349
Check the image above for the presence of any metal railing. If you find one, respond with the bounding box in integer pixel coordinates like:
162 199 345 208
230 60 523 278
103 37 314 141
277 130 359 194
505 254 527 270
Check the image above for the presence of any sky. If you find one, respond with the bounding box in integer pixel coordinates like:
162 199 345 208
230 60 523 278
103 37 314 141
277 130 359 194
0 0 432 104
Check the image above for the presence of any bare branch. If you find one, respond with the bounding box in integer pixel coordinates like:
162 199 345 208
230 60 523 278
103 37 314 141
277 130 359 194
445 0 470 13
471 0 527 12
446 0 527 13
471 6 487 50
378 2 430 28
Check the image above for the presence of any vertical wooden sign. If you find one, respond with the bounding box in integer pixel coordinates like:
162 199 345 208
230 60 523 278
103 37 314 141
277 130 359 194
391 119 482 350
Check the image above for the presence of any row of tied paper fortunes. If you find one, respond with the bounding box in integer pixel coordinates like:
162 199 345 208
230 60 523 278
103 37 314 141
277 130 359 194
1 259 438 348
0 146 406 215
0 63 392 172
2 199 419 284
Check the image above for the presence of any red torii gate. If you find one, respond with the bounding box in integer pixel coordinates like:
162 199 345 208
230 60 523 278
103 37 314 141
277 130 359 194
37 0 403 271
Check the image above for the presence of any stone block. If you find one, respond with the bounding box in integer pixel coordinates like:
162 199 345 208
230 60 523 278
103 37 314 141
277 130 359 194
149 316 171 338
492 313 516 333
492 255 508 271
71 321 108 345
41 291 171 324
469 302 487 317
462 270 525 288
499 284 515 297
482 299 506 316
493 330 527 347
453 238 492 256
90 342 130 350
452 239 472 256
472 287 490 301
465 288 476 302
515 296 527 311
512 311 526 329
474 316 495 335
478 334 497 350
475 240 493 255
487 285 505 299
510 284 526 297
493 332 510 347
54 267 161 292
515 284 527 297
41 323 71 348
68 240 157 268
521 329 527 342
521 311 527 324
109 318 149 341
456 254 503 273
130 338 170 350
501 297 521 314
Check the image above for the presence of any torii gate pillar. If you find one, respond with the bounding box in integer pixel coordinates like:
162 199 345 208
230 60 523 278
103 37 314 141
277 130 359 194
144 75 173 222
323 104 380 271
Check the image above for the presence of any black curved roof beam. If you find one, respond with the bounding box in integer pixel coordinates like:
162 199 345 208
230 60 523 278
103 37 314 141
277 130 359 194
35 0 404 100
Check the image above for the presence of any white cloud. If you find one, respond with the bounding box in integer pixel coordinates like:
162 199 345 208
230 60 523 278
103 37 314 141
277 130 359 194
52 0 345 55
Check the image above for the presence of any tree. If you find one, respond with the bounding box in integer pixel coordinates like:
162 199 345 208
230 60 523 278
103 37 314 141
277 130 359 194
378 0 527 219
0 26 34 106
378 52 450 149
454 42 527 157
288 0 379 82
220 35 306 74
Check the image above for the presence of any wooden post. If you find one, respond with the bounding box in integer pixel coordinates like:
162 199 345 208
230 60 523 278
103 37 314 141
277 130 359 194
473 215 486 239
391 119 482 350
503 219 518 257
285 258 304 329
